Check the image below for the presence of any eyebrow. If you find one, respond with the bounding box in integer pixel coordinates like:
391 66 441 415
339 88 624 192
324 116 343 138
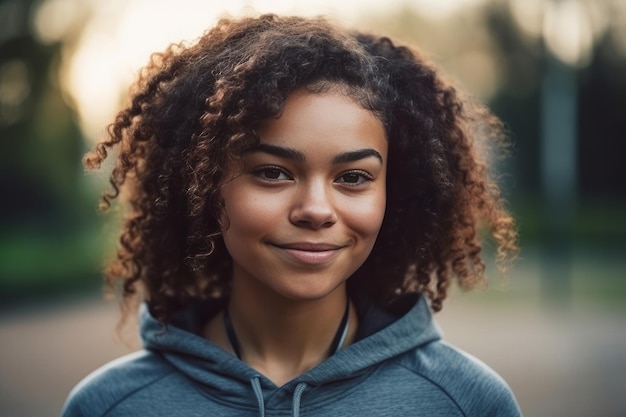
332 148 383 164
246 143 383 164
246 144 305 161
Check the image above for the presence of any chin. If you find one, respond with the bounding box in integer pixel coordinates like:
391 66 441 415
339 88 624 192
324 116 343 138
273 278 347 303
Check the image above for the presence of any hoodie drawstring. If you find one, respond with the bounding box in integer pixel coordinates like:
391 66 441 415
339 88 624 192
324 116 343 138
250 377 308 417
292 382 308 417
250 376 266 417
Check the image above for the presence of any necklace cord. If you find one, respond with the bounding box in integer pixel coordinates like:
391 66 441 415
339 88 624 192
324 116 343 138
223 298 351 360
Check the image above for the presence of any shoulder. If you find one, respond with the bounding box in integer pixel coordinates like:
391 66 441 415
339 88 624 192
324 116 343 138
397 341 523 417
60 350 175 417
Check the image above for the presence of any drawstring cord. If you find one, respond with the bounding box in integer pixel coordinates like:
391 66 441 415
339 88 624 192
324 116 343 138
234 298 348 416
250 377 308 417
250 376 266 417
292 382 308 417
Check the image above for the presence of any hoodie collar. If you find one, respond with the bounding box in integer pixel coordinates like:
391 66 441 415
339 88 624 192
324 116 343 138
140 294 441 412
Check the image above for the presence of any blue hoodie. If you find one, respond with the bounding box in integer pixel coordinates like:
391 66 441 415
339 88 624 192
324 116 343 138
60 295 523 416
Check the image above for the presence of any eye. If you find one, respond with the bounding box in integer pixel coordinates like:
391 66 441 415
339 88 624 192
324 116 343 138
335 170 373 186
252 166 292 181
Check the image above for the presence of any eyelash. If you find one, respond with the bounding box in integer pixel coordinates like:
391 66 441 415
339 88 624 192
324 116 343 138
335 170 374 186
252 166 292 181
252 166 373 187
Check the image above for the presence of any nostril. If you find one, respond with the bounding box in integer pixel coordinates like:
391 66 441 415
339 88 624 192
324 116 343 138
289 206 337 229
289 183 338 228
290 214 336 230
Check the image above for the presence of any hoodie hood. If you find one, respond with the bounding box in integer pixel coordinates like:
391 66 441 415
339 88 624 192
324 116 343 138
140 295 441 416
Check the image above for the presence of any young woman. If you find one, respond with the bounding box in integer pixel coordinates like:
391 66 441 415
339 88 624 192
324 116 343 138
61 14 521 417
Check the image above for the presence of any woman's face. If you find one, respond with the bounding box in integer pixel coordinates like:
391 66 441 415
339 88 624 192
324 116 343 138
220 89 387 302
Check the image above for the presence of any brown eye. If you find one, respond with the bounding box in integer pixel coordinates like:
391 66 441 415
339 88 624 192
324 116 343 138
341 173 360 183
336 171 372 186
252 166 292 181
263 168 282 179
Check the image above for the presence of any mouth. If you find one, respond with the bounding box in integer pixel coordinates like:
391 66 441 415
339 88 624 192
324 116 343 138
270 242 346 265
275 242 345 251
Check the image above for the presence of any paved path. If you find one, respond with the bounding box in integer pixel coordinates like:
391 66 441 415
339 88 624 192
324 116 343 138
1 294 625 417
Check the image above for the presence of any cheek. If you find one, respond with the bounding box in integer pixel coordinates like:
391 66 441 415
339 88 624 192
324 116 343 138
340 192 387 240
220 187 280 238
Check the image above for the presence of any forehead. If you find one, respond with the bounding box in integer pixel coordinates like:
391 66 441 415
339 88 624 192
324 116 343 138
256 89 387 159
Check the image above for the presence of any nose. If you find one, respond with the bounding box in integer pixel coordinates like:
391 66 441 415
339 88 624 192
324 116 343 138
289 179 338 229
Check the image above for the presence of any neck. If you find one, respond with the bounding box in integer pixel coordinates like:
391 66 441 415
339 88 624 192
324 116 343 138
205 281 358 386
230 286 349 358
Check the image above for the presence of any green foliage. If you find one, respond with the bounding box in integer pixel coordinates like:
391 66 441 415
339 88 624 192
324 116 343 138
0 227 106 298
0 0 104 302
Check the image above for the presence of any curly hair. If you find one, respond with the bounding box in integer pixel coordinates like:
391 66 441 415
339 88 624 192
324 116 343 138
85 14 517 324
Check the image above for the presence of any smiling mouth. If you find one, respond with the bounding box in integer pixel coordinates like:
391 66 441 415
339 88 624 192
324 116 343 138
271 242 345 265
276 242 344 251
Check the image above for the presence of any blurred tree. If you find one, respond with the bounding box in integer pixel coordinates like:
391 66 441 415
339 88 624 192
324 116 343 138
483 2 543 196
1 0 83 231
578 34 626 198
486 0 626 202
0 0 102 302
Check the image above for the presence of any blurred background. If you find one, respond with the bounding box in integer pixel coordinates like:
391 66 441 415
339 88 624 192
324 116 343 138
0 0 624 416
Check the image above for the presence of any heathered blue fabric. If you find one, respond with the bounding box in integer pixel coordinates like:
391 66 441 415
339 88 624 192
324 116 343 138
60 295 523 416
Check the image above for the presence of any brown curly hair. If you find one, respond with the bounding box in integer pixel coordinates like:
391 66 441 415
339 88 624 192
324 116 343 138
85 14 517 324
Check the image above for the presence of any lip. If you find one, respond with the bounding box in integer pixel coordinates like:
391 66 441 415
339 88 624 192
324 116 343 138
270 242 345 265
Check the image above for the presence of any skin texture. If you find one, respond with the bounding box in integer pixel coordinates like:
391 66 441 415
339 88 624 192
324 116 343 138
206 90 386 385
